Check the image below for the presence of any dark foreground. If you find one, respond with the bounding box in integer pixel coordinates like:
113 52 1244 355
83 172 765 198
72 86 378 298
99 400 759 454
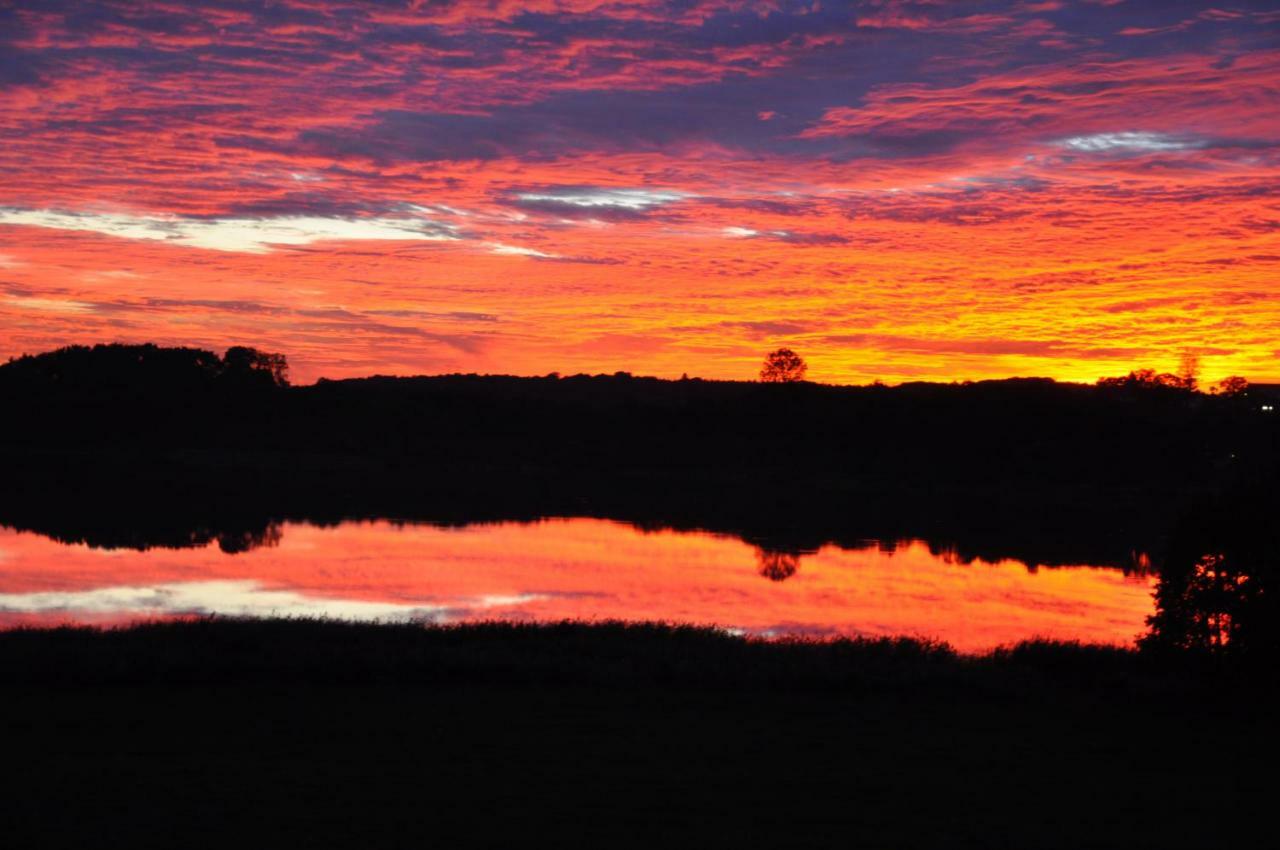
2 620 1274 849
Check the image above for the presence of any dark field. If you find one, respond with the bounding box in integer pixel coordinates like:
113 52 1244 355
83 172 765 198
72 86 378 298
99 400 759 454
2 619 1274 849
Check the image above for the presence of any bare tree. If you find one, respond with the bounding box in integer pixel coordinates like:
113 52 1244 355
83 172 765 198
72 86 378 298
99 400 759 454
760 348 807 383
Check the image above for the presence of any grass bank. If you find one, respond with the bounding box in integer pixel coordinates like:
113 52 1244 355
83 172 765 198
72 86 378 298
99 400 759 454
2 619 1274 849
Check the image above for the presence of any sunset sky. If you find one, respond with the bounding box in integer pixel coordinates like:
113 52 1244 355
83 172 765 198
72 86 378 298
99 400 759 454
1 0 1277 384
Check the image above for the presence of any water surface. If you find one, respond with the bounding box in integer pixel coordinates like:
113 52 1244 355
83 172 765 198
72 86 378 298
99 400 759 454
0 518 1155 651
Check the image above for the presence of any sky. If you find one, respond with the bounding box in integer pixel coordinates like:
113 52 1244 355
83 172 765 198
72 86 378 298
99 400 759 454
1 0 1277 385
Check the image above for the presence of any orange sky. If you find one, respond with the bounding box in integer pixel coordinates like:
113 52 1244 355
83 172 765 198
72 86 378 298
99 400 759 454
1 1 1277 384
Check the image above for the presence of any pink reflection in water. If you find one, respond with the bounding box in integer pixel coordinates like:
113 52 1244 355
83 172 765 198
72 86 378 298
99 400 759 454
0 519 1156 652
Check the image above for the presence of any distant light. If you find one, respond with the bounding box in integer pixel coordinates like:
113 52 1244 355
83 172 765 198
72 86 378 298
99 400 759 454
1263 405 1275 412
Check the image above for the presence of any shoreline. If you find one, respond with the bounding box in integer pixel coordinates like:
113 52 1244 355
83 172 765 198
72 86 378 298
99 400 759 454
0 617 1251 687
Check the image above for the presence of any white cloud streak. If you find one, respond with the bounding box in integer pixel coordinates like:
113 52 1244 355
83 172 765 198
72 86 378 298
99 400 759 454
0 208 459 254
486 242 557 258
0 580 544 622
514 188 686 210
1057 131 1203 153
3 296 96 314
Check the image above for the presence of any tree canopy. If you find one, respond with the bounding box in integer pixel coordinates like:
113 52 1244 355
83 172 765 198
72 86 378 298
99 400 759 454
760 348 807 383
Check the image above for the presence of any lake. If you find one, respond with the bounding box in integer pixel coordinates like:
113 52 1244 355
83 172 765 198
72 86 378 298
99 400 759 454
0 518 1156 651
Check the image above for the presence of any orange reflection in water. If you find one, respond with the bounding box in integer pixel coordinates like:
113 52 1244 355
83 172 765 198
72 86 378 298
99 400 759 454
0 519 1156 652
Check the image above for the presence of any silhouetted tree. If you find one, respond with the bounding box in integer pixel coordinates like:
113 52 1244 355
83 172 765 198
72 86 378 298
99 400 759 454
1145 549 1277 656
218 522 284 554
1097 368 1190 392
222 346 289 387
760 348 807 383
1212 376 1249 397
756 549 800 581
1143 480 1280 657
